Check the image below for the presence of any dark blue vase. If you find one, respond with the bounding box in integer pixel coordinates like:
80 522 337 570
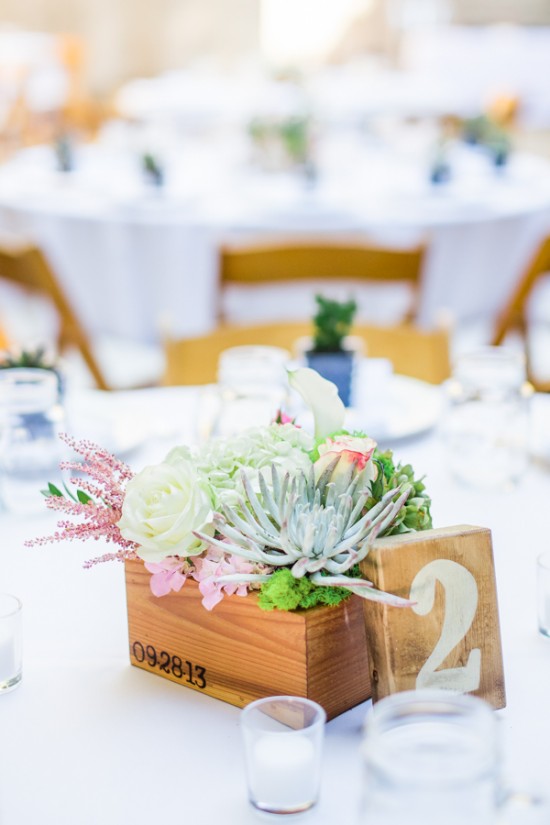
305 350 355 407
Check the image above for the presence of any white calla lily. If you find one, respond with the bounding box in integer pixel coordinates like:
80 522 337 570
288 367 345 439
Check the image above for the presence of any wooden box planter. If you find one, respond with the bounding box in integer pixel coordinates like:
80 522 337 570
125 558 372 721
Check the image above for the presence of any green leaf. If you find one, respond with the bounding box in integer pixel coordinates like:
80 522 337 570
62 482 78 502
77 490 93 505
47 483 63 497
370 460 385 501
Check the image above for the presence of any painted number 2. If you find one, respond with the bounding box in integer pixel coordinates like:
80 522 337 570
410 559 481 693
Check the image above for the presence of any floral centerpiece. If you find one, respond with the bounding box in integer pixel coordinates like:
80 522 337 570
28 368 431 613
248 114 316 181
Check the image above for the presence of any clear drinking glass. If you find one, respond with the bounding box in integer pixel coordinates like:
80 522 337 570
443 347 530 489
241 695 326 816
0 368 66 514
211 345 291 438
536 551 550 638
0 594 22 693
358 690 547 825
359 691 498 825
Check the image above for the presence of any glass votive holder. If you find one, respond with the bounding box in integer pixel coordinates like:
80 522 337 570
359 690 499 824
213 346 291 437
0 368 66 514
536 552 550 638
359 690 548 824
0 593 22 693
241 695 326 816
443 347 531 490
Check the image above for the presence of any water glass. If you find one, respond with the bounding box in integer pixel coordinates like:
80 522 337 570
241 695 326 816
0 368 66 514
536 552 550 638
0 594 22 693
443 347 530 489
212 345 291 437
359 691 498 824
358 690 547 825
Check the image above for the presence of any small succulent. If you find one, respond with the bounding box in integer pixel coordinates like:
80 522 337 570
0 346 54 370
195 459 413 607
142 153 164 187
54 134 75 173
311 295 357 353
0 346 64 397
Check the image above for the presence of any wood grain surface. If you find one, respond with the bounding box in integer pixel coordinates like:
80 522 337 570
125 559 372 720
360 525 506 709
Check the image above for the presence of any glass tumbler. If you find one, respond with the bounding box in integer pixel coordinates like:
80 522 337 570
358 690 547 825
443 347 530 489
0 368 66 514
0 594 22 693
241 695 326 816
212 345 291 437
536 551 550 638
359 691 499 825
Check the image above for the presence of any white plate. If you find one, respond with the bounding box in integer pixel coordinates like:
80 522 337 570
345 375 444 443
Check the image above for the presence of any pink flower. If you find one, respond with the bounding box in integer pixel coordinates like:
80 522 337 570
191 548 256 610
25 435 138 563
273 410 296 425
314 434 378 488
145 557 188 597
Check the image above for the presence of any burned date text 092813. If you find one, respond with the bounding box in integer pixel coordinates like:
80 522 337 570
131 641 206 689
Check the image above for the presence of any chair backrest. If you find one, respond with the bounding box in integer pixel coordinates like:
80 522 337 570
492 235 550 345
163 321 450 387
219 241 426 323
0 245 109 390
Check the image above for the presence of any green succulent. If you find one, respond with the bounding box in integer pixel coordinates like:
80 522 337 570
194 458 414 608
0 346 55 370
311 295 357 353
371 451 432 534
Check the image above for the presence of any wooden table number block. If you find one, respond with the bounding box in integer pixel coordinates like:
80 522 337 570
360 525 506 709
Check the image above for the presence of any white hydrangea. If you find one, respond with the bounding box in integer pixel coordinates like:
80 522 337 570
195 423 314 507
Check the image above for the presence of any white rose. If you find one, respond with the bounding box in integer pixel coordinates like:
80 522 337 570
118 452 213 562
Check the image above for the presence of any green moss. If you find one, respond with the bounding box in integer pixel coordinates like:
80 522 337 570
257 568 354 612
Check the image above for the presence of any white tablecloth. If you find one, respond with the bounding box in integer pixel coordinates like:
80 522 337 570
1 137 550 346
0 384 549 824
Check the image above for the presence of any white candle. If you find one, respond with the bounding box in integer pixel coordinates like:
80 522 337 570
249 732 318 809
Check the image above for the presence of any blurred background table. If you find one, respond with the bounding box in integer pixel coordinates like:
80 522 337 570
1 131 550 346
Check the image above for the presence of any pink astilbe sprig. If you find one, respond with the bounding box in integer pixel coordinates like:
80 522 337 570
25 434 138 563
58 433 134 510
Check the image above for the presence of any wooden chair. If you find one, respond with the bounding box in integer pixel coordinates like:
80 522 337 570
56 33 105 138
492 235 550 390
0 245 109 390
493 235 550 345
163 321 450 387
219 241 426 323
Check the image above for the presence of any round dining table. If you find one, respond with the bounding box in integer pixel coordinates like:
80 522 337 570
1 129 550 347
0 381 549 824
